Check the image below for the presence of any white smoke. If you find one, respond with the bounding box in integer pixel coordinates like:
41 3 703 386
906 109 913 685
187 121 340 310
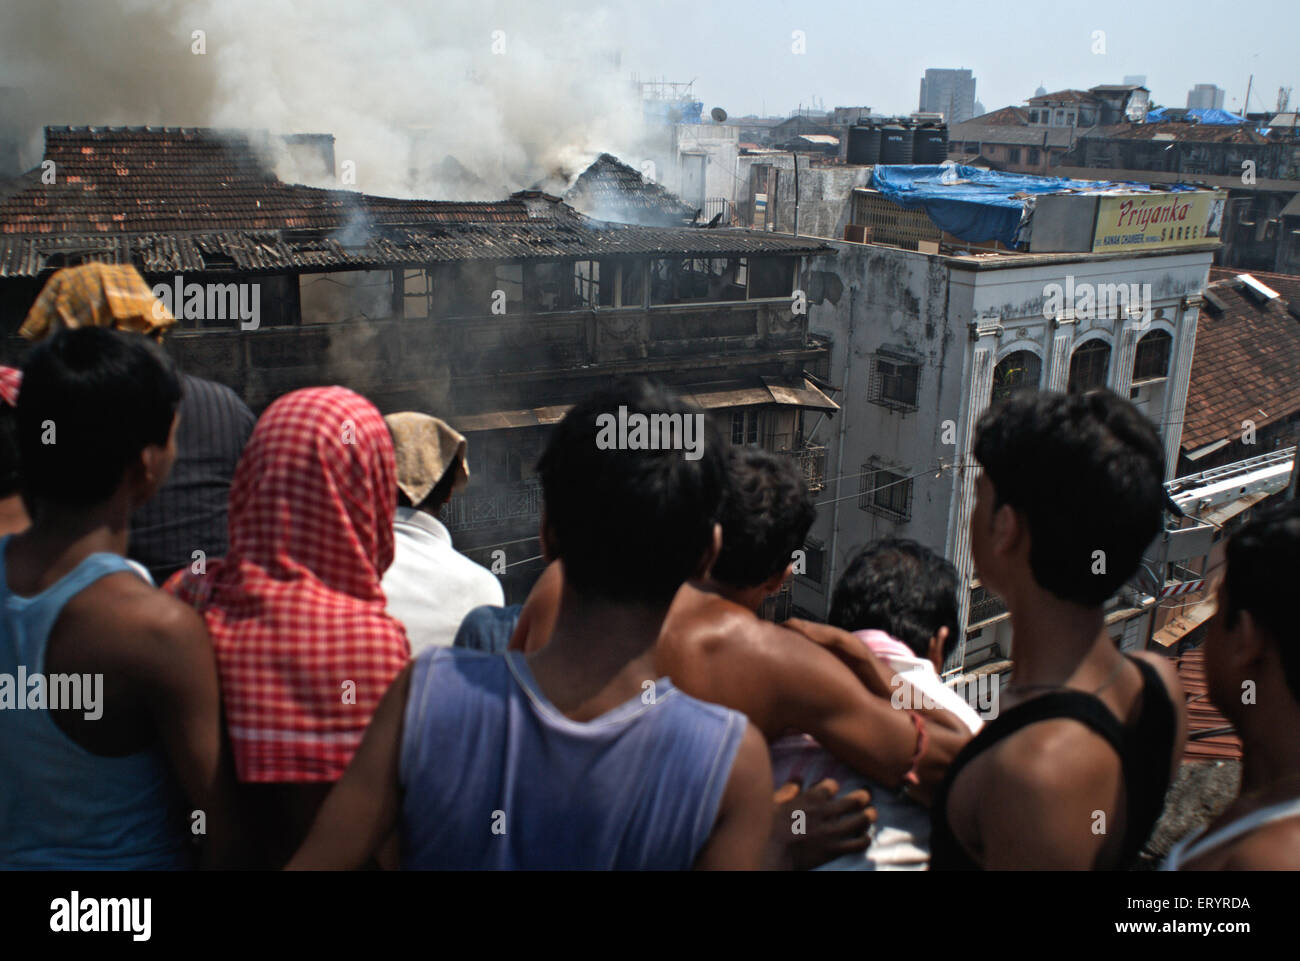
0 0 655 200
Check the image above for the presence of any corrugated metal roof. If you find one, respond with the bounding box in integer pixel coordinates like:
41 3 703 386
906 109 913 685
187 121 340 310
0 127 828 277
452 377 838 432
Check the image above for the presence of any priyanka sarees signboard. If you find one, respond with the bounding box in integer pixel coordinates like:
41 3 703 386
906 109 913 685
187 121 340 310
1091 190 1226 252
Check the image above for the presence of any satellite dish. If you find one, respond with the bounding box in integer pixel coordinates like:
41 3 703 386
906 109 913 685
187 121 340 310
711 107 728 123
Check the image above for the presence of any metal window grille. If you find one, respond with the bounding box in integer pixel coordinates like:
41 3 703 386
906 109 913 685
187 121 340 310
868 355 921 411
858 459 913 520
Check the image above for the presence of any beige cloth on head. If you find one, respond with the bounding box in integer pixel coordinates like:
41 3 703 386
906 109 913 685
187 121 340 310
384 412 470 507
20 263 177 341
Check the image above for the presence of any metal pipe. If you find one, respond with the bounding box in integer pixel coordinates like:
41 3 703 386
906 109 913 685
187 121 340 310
791 151 800 237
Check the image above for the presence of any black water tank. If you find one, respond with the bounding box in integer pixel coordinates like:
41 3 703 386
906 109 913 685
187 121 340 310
879 124 912 164
913 125 948 164
847 124 881 165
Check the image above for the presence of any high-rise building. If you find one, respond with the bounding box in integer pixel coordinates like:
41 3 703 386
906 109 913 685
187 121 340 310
918 68 976 124
1123 75 1147 88
1187 84 1226 111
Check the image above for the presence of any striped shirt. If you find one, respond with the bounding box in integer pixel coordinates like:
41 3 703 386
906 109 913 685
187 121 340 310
129 374 255 585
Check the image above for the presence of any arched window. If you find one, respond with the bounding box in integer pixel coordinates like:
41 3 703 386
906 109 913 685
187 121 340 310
991 350 1042 404
1068 339 1111 393
1133 329 1172 382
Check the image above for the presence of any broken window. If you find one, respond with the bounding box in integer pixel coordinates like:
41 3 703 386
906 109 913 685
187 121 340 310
650 258 748 305
619 261 646 307
572 260 614 308
403 269 432 319
747 257 796 299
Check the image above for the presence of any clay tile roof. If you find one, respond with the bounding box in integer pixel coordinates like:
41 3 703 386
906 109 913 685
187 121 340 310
1027 89 1099 105
1180 276 1300 453
1176 647 1243 762
0 126 531 237
963 105 1031 126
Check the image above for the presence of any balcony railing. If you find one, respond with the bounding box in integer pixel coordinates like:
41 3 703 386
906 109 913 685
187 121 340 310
968 585 1008 627
780 444 828 492
444 478 542 533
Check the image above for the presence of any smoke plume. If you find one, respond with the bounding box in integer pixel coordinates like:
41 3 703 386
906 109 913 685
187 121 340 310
0 0 652 199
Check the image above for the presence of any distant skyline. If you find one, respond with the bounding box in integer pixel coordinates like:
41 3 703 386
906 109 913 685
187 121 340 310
608 0 1296 118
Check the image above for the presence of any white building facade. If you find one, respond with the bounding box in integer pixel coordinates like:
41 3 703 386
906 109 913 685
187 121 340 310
793 241 1214 672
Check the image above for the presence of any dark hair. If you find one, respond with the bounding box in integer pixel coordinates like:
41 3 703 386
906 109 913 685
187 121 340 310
973 389 1165 607
18 327 182 507
829 538 960 660
536 378 724 605
1224 498 1300 701
710 446 815 589
0 405 19 498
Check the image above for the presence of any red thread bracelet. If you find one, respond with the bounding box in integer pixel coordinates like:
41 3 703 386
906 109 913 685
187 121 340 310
902 712 928 787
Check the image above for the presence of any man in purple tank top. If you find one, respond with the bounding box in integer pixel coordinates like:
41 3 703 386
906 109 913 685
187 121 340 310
289 380 773 869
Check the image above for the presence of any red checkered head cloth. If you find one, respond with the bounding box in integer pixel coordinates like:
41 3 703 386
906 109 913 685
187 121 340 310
0 367 20 407
165 386 410 783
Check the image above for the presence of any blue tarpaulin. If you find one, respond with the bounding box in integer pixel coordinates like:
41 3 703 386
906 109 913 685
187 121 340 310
870 165 1194 247
1146 107 1246 125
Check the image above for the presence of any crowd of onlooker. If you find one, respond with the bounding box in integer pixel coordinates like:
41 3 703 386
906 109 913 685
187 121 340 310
1 264 1297 871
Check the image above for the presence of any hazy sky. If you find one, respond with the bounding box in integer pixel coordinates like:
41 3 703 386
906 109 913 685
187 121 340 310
1 0 1295 197
605 0 1298 117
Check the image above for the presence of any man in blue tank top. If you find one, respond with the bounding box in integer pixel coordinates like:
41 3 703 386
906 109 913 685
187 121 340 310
289 380 773 869
0 328 240 869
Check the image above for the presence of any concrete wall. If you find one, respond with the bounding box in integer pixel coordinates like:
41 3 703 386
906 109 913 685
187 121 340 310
735 154 873 239
793 241 1214 671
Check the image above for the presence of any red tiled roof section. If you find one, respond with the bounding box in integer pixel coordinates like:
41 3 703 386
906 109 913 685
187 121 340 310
1027 89 1099 105
964 106 1031 126
0 126 531 237
1209 266 1300 307
1176 647 1243 762
1090 122 1271 145
1180 277 1300 452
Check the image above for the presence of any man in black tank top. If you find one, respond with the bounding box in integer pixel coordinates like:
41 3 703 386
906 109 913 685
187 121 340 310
931 390 1187 869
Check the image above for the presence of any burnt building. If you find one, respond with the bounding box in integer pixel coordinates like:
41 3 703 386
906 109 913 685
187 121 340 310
564 153 698 226
0 126 836 601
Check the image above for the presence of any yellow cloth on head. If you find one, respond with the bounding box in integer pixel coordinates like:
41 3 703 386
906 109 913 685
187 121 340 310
384 412 470 507
20 263 176 342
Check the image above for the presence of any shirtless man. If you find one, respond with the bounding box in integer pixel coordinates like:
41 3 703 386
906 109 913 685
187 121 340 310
930 390 1187 870
1166 499 1300 870
514 447 973 811
0 328 238 869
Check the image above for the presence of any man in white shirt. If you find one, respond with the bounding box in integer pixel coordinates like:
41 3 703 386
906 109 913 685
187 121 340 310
381 412 503 654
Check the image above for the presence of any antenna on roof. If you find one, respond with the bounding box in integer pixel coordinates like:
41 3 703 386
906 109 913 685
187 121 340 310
711 107 728 123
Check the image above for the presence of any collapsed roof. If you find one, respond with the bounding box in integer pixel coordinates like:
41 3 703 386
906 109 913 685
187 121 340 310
0 128 826 278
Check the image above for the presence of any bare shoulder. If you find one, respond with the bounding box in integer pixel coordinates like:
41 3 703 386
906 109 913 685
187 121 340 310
1131 650 1184 703
1219 815 1300 870
984 716 1119 794
60 571 212 670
